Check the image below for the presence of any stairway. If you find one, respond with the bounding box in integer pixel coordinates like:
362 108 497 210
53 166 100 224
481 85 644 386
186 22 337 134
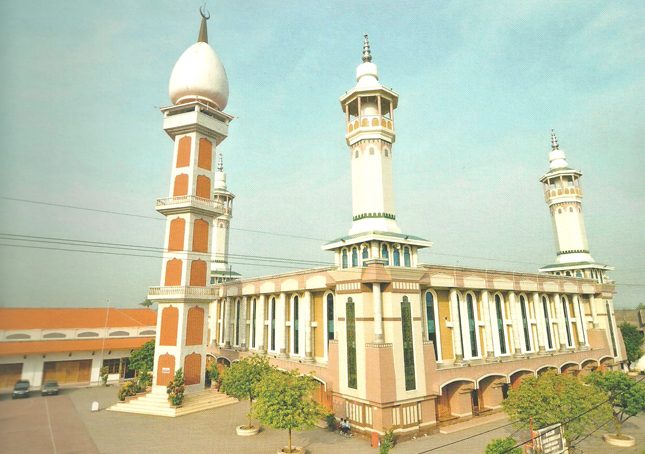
107 389 238 417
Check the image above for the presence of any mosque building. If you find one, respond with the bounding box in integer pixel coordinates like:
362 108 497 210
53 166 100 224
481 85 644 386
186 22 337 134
143 13 626 435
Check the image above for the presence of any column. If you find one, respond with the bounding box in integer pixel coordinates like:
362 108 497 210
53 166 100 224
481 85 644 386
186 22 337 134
507 292 524 357
373 283 384 343
532 293 547 354
449 289 464 363
240 297 248 350
223 297 232 348
304 291 314 362
573 295 587 349
589 295 599 328
256 295 266 354
277 292 287 357
553 293 567 351
481 291 495 361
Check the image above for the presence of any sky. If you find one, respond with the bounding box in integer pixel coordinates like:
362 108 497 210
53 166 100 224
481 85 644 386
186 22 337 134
0 1 643 309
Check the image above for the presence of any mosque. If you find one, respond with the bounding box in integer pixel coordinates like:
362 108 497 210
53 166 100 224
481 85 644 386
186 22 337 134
143 12 626 437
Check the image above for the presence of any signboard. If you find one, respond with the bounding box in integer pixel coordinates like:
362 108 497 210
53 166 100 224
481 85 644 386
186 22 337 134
162 367 171 374
527 423 565 454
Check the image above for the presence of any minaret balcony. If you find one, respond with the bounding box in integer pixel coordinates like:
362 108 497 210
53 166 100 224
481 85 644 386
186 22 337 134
545 187 582 200
148 285 218 302
156 195 226 217
347 115 393 133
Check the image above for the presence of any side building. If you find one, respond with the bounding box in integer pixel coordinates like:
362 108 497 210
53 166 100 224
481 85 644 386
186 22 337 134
0 308 157 389
206 37 626 438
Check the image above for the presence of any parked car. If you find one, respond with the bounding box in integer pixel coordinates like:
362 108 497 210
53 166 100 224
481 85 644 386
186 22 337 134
12 380 30 399
41 380 59 396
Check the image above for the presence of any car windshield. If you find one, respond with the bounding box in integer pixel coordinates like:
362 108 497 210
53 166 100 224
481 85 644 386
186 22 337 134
15 382 29 390
44 382 58 388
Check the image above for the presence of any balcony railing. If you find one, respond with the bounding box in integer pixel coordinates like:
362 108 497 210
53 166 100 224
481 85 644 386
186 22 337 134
148 286 218 300
155 195 227 215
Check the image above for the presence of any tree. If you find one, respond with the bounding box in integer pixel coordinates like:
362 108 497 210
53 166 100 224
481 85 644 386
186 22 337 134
220 355 273 430
485 437 522 454
140 299 154 308
619 323 644 364
166 368 185 406
584 370 645 438
253 369 327 453
636 303 645 310
129 340 155 372
501 371 611 449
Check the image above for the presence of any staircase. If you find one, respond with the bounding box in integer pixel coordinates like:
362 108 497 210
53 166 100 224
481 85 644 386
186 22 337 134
107 389 238 417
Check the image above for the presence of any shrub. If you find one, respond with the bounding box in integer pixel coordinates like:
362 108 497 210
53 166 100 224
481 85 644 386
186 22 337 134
166 368 185 407
117 380 139 401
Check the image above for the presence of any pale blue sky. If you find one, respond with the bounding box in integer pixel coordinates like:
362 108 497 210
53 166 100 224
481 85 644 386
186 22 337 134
0 1 643 308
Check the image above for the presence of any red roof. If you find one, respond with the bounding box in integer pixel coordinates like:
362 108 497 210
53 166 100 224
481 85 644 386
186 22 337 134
0 308 157 331
0 337 154 356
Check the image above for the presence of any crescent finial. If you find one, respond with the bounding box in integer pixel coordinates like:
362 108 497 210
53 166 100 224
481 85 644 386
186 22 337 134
200 4 210 20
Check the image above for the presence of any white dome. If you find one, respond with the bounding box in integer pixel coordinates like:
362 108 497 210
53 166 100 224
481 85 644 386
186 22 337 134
169 42 229 110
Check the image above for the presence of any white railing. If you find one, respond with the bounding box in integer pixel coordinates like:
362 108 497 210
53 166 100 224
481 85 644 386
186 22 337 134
156 195 226 213
148 286 218 298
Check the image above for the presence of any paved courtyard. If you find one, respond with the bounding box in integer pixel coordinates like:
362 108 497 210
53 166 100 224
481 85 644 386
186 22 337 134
1 386 644 454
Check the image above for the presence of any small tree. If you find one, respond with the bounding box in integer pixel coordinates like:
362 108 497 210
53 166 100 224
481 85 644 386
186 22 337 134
584 370 645 438
166 368 185 407
220 355 273 430
99 366 109 385
618 323 644 365
129 340 155 372
254 369 327 453
137 365 152 390
502 371 611 449
140 299 154 308
485 437 522 454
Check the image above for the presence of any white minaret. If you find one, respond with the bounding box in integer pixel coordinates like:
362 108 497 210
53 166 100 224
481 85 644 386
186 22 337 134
210 153 237 283
323 36 431 267
539 130 612 282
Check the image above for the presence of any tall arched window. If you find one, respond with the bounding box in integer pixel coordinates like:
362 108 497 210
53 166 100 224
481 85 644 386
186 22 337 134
342 249 348 269
293 296 299 355
362 246 369 261
542 296 553 349
403 247 411 267
494 294 507 355
251 299 257 349
326 293 334 342
270 297 276 351
606 301 618 356
466 293 479 358
235 300 241 346
393 247 400 266
425 292 438 359
381 244 389 265
401 296 416 390
562 297 573 347
519 295 532 351
351 248 358 267
346 298 357 389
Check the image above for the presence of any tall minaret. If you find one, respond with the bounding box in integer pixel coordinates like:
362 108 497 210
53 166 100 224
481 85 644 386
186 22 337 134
210 153 238 284
539 130 612 282
323 35 431 267
148 8 232 394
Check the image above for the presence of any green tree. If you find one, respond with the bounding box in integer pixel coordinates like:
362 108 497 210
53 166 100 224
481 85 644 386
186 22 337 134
584 370 645 438
485 437 522 454
636 303 645 310
129 340 155 372
166 368 185 406
253 369 326 453
618 323 644 364
501 371 611 450
220 355 273 430
140 299 154 308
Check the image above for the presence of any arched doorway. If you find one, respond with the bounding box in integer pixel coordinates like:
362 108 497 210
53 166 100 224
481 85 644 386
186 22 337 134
311 378 333 412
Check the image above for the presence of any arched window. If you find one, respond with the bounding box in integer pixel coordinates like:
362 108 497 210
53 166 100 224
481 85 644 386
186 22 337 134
401 296 416 390
235 300 241 346
393 247 400 266
425 292 438 359
542 296 553 350
466 293 479 358
403 247 411 267
355 150 359 158
606 301 618 357
362 246 369 261
519 295 532 352
342 249 348 269
351 248 358 267
251 299 257 349
346 298 357 389
575 270 582 278
326 293 334 342
494 294 507 355
381 244 389 265
562 297 573 347
293 296 299 355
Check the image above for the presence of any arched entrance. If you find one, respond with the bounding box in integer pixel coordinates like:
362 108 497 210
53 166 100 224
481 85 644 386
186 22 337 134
437 380 475 422
510 370 533 389
311 378 333 412
478 375 506 412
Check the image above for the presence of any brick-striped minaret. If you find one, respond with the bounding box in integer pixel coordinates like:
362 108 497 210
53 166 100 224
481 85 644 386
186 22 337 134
148 9 232 394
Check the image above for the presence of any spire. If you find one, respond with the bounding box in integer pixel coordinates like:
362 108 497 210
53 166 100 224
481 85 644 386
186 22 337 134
217 153 223 172
198 5 210 43
362 34 372 63
551 129 559 150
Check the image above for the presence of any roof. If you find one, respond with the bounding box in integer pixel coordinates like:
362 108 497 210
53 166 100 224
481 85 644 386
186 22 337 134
323 230 432 250
539 262 612 270
0 308 157 331
0 337 154 357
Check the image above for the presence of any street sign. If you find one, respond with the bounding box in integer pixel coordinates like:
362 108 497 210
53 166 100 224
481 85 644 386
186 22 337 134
527 423 565 454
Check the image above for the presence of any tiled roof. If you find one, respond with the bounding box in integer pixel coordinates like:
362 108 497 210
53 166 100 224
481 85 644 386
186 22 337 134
0 308 157 331
0 337 154 356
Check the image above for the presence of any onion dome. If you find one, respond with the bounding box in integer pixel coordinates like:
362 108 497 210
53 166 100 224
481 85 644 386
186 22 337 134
168 7 229 110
